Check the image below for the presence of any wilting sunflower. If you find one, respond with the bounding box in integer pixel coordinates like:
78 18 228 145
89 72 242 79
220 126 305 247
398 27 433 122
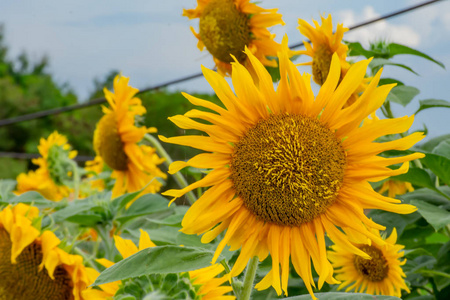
183 0 284 76
328 227 410 297
93 75 166 198
379 179 414 198
15 131 76 201
0 203 95 300
160 36 424 298
83 230 234 299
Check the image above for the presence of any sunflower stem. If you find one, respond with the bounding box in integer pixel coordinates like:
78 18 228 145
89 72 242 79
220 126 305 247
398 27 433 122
69 160 80 200
96 225 114 260
240 256 259 300
73 247 98 271
144 134 196 205
220 259 242 298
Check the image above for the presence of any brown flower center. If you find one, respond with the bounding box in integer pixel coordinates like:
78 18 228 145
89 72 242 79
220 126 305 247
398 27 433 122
354 245 389 282
199 0 251 64
94 112 128 171
230 113 346 226
312 45 333 85
0 228 74 300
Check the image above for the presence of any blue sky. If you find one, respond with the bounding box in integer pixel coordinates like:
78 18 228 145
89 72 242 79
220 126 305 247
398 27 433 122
0 0 449 140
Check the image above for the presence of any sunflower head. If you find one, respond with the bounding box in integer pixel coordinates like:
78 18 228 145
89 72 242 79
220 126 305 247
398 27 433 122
328 228 410 297
15 131 75 201
93 75 166 197
184 0 284 76
298 15 349 85
161 35 424 298
0 204 95 300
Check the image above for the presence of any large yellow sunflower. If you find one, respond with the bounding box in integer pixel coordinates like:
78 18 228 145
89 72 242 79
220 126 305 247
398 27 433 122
93 75 167 198
328 227 410 297
379 179 414 198
83 230 234 299
0 203 95 300
15 131 76 201
160 36 424 298
183 0 284 76
298 15 350 85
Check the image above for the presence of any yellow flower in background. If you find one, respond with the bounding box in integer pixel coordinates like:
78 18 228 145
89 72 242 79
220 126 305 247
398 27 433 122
160 36 424 298
93 75 167 198
183 0 284 76
0 204 95 300
84 155 106 192
379 179 414 198
328 228 410 297
298 15 349 85
83 230 234 299
15 131 76 201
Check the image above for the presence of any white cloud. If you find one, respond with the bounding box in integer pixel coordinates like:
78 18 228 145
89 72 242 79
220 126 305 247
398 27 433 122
337 6 420 47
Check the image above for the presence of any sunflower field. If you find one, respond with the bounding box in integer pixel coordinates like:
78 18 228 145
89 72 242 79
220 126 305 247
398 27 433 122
1 1 450 300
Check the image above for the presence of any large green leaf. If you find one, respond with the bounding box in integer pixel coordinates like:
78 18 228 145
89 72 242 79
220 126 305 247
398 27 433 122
347 42 377 58
421 153 450 186
433 139 450 160
48 201 101 223
0 179 16 200
415 99 450 114
4 191 59 208
93 246 218 285
369 58 418 75
388 43 445 69
286 292 400 299
386 85 420 107
410 200 450 231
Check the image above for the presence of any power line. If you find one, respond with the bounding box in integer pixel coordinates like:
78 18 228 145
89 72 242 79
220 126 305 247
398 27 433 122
0 0 443 128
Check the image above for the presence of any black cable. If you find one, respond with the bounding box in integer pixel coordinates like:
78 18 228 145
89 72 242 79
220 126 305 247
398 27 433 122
0 0 443 128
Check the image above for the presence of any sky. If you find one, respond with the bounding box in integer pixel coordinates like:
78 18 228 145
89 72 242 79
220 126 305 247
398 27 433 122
0 0 449 141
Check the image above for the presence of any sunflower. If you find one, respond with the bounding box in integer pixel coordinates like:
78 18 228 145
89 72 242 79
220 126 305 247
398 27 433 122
160 36 424 298
83 230 234 299
379 179 414 198
93 75 167 198
15 131 76 201
328 227 410 297
0 203 95 300
183 0 284 76
297 15 349 86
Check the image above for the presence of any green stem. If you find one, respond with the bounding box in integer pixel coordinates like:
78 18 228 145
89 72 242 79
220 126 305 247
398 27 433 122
96 225 114 260
240 256 259 300
69 160 80 200
73 247 98 270
144 134 197 205
220 259 242 298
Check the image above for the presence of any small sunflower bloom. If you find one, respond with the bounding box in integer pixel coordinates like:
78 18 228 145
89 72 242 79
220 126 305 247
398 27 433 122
379 179 414 198
93 75 167 198
328 228 410 297
184 0 284 76
15 131 76 201
160 36 424 298
83 155 106 192
83 230 234 299
0 204 95 300
298 14 349 85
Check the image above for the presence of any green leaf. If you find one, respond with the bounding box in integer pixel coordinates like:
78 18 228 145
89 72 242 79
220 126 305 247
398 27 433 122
4 191 59 208
379 78 404 86
369 58 418 75
66 214 104 226
49 201 100 223
286 292 400 299
93 246 218 286
418 134 450 152
347 42 378 58
115 194 171 224
388 43 445 69
386 85 420 107
421 153 450 185
393 168 435 190
410 200 450 231
432 139 450 160
367 210 421 237
0 179 16 200
415 99 450 114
